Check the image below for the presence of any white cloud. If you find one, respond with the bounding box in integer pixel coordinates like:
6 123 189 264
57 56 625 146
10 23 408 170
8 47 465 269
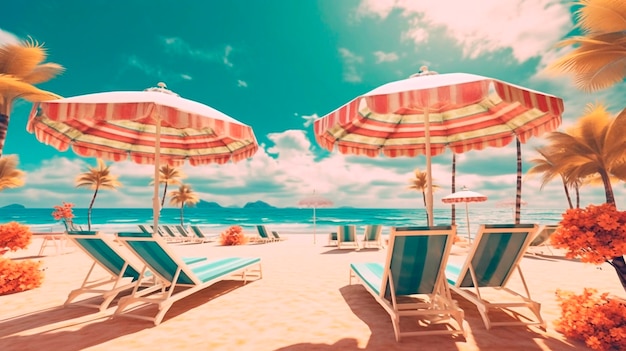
338 48 364 83
373 50 399 63
237 80 248 88
357 0 573 62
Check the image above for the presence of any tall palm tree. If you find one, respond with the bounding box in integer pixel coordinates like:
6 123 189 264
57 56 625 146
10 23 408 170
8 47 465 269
0 155 25 191
0 39 64 157
75 159 121 230
545 103 626 205
408 168 440 225
150 165 186 208
549 0 626 92
169 184 199 226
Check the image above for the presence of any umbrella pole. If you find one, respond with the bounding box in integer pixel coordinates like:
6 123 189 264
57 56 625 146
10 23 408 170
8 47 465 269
424 107 434 226
152 117 162 237
465 202 471 244
313 206 316 244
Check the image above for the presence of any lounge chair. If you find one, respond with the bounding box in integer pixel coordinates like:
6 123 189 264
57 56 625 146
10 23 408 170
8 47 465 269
328 231 338 246
270 230 287 241
188 225 218 242
361 224 384 249
113 231 262 325
349 225 465 341
64 230 205 312
138 224 176 242
445 223 545 330
527 224 558 255
337 225 359 250
253 225 275 243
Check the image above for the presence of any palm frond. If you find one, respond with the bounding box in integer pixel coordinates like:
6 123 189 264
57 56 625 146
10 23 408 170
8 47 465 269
0 155 25 190
0 74 62 103
0 39 47 78
576 0 626 34
21 63 64 84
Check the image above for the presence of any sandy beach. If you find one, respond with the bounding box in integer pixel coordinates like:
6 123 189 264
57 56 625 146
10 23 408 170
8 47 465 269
1 232 624 351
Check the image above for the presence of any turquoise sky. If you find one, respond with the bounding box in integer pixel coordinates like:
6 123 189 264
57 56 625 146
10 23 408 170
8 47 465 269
1 0 624 211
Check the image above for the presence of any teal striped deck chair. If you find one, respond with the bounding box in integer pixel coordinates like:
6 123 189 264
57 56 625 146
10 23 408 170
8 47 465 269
337 225 359 250
114 232 262 325
189 225 218 242
255 225 276 243
361 224 384 249
349 226 465 341
328 231 338 246
64 231 206 312
445 223 545 330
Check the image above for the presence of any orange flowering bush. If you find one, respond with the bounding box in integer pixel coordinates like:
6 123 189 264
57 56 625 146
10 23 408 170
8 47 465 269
52 202 78 230
551 203 626 264
219 225 249 246
0 222 32 253
0 256 44 295
555 288 626 351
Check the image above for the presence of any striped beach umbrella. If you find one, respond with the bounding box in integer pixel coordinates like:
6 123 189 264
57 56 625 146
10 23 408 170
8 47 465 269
26 83 258 234
442 187 488 243
298 192 333 244
314 70 564 225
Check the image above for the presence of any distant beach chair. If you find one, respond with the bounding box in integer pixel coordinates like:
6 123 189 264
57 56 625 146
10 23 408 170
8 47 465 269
445 223 545 330
188 225 218 242
361 224 384 249
527 224 558 255
173 225 203 243
113 231 262 325
328 231 338 246
253 225 276 243
270 230 287 241
63 230 206 312
138 224 175 242
349 225 465 341
337 225 359 250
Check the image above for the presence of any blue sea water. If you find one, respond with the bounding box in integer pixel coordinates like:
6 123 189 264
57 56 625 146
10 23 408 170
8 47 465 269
0 207 564 240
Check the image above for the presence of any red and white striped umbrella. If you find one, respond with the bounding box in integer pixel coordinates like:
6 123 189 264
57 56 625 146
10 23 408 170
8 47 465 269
314 71 563 225
442 187 488 243
298 193 333 244
26 83 258 234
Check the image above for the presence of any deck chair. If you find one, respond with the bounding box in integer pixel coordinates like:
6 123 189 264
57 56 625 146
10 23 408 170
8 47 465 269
527 224 558 255
189 225 218 242
445 223 545 330
361 224 384 249
138 224 175 242
64 231 206 312
337 225 359 250
328 231 338 246
113 231 262 325
174 225 203 243
253 225 275 243
349 225 465 341
270 230 287 241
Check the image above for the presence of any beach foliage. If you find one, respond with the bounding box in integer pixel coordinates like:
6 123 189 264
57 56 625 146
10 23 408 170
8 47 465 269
52 202 79 230
151 165 186 208
0 256 44 295
0 38 64 157
548 0 626 92
169 184 199 226
0 221 32 252
75 159 121 230
0 155 25 191
408 169 439 225
219 225 248 246
527 148 579 209
555 288 626 351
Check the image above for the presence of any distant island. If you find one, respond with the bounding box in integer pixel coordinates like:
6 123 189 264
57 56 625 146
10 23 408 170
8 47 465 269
194 200 276 209
1 204 25 209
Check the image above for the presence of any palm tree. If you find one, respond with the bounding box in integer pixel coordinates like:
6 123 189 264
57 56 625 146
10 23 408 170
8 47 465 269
0 155 25 191
150 165 186 208
75 159 121 230
169 184 199 226
545 103 626 205
548 0 626 92
527 147 576 209
408 168 440 225
0 39 64 157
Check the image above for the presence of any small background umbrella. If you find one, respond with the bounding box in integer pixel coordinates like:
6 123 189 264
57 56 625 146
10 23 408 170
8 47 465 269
441 186 488 243
497 199 528 219
297 191 333 244
314 69 563 226
27 82 258 234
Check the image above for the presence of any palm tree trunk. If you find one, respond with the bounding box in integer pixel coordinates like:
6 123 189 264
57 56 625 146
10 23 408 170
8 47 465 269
451 153 456 225
161 183 168 208
597 169 625 291
560 177 573 209
599 169 615 205
88 187 99 230
514 138 522 224
0 112 9 158
180 205 185 226
575 184 580 208
421 191 429 225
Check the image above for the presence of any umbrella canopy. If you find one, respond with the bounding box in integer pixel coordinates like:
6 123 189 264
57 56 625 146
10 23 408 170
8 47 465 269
314 71 563 225
298 193 333 244
442 186 487 243
26 83 258 234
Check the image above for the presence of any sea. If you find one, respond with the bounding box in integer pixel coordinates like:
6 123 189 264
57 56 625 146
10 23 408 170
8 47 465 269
0 207 565 240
